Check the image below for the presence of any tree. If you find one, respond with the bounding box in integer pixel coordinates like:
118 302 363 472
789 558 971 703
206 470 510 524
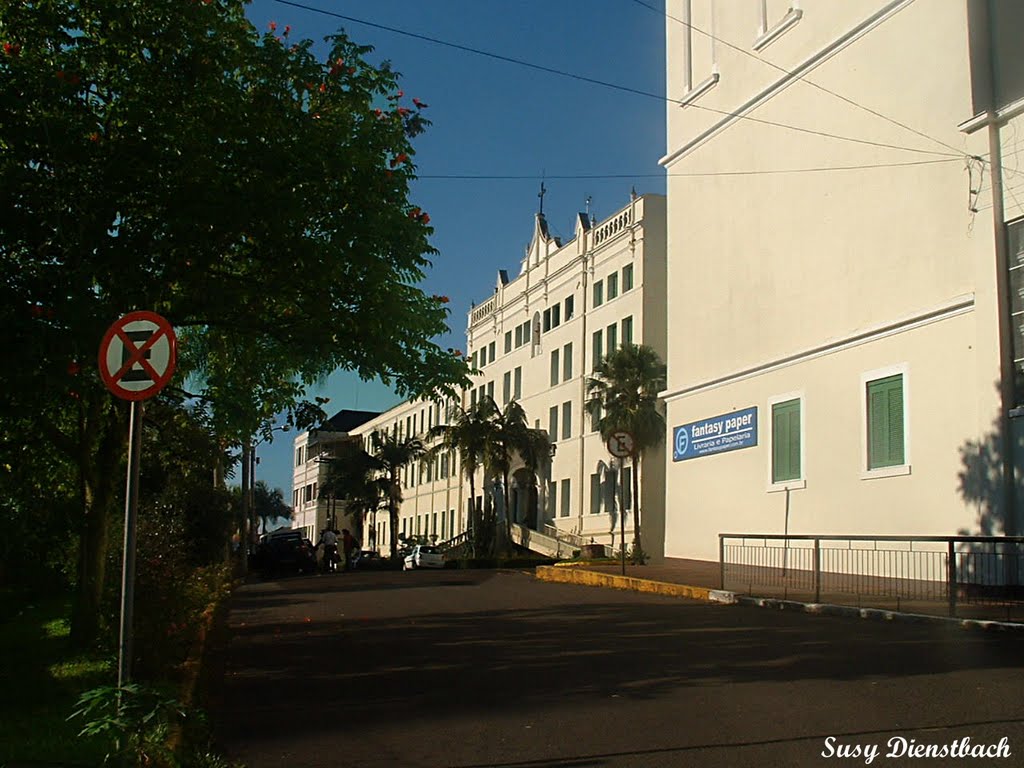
252 481 291 536
370 430 425 562
585 344 667 561
428 399 495 557
318 441 386 545
517 425 553 531
0 0 469 645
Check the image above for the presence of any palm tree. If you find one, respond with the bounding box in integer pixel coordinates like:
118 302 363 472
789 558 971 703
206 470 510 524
516 425 553 530
318 442 387 545
370 430 425 562
585 343 667 561
484 398 535 547
428 398 495 557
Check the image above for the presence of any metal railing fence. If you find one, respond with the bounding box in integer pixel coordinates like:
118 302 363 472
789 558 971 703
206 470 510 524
719 534 1024 619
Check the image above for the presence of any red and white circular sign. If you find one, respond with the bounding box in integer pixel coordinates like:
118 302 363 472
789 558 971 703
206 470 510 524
98 311 177 401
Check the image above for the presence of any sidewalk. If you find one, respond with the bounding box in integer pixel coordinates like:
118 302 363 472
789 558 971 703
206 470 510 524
534 557 1024 631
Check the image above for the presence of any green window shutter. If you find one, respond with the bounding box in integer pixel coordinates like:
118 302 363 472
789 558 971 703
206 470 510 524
771 399 801 482
867 375 904 468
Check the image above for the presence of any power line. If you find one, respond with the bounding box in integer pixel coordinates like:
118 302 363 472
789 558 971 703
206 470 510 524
272 0 959 159
628 0 966 159
417 157 958 180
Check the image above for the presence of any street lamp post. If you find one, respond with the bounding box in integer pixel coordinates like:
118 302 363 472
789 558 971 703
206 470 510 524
243 424 290 566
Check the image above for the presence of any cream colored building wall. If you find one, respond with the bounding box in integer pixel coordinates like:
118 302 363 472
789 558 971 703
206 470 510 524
352 398 464 557
662 1 1006 560
465 195 668 558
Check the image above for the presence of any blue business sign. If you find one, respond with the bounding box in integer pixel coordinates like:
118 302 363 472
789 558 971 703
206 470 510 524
673 406 758 462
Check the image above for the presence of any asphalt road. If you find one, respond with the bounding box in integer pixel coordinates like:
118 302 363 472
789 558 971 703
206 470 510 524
209 568 1024 768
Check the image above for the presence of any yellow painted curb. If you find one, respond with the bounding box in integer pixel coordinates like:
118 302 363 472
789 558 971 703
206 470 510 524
535 565 713 601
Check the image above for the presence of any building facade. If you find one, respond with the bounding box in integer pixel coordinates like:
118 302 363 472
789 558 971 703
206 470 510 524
290 194 669 559
463 194 668 558
290 410 380 542
661 0 1024 560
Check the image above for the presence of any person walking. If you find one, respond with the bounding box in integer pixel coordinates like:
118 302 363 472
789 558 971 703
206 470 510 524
341 528 357 571
319 528 339 573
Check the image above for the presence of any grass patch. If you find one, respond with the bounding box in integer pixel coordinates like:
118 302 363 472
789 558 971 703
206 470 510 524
0 596 114 766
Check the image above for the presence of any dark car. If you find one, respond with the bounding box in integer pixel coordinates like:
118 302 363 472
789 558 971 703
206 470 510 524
256 529 316 577
351 550 383 569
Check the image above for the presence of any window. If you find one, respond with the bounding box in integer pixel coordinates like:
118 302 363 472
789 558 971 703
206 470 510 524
515 325 523 347
560 478 571 518
521 320 531 347
591 403 602 432
593 329 603 370
607 272 618 300
622 264 634 291
679 0 720 103
593 280 604 307
622 316 634 346
488 341 495 362
295 446 304 466
604 470 618 512
755 0 803 51
550 349 560 386
503 371 511 404
590 473 602 514
606 322 618 352
487 381 494 400
563 342 573 381
547 481 557 518
504 331 512 354
552 304 561 328
514 366 522 399
565 295 575 320
471 389 478 407
471 351 477 369
549 405 559 442
771 398 802 483
866 373 906 470
543 308 551 333
561 401 572 440
432 512 438 535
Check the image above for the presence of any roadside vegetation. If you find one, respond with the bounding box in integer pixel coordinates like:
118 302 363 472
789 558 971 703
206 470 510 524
1 0 468 764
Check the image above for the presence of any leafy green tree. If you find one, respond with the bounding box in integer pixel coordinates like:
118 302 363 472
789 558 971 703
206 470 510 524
586 344 667 561
428 399 495 557
0 0 468 645
370 430 425 561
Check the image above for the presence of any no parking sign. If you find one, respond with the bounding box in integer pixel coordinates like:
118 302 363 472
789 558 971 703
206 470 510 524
98 310 177 401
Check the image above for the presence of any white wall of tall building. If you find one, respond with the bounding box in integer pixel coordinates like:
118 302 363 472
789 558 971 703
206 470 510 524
464 194 668 559
661 1 1011 560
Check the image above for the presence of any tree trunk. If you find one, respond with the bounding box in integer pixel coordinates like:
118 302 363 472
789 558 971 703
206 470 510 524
388 471 400 562
632 454 643 563
468 473 477 558
503 469 512 552
70 401 125 649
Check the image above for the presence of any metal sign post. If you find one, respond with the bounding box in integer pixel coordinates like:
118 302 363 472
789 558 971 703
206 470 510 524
98 311 177 687
607 431 636 576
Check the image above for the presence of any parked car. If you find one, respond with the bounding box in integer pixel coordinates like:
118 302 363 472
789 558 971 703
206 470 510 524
255 529 317 577
403 544 445 570
351 550 382 569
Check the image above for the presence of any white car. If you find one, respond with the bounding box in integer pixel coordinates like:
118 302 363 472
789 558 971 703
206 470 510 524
403 544 445 570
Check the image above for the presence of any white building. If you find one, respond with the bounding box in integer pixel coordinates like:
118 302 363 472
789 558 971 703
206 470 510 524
661 1 1024 561
290 409 380 542
290 194 669 559
463 193 668 558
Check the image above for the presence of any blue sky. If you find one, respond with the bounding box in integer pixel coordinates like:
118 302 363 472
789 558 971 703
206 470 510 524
244 0 667 497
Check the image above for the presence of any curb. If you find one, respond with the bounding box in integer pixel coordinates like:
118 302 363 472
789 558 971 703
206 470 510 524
534 565 713 601
534 566 1024 632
